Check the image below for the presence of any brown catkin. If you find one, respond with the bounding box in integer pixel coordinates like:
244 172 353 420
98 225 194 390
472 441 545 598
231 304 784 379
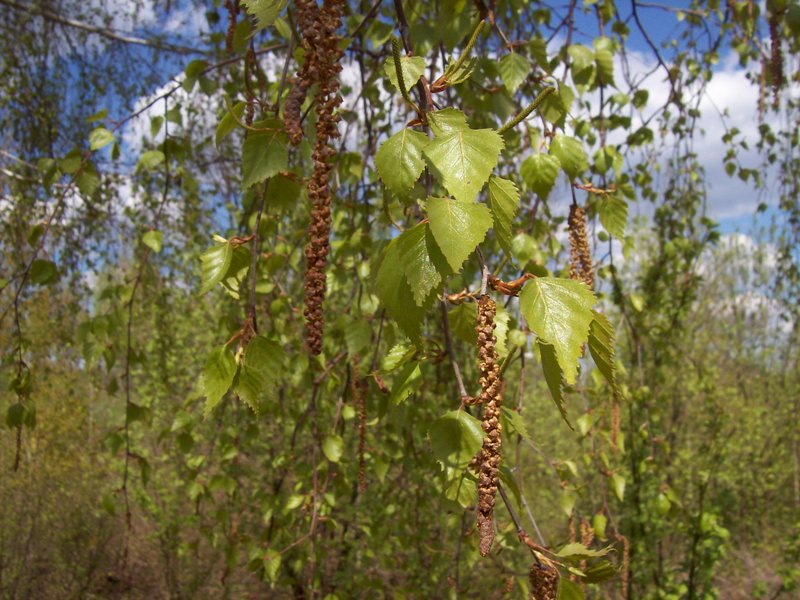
616 532 630 598
476 295 503 557
224 0 238 54
769 12 783 108
579 519 595 590
296 0 345 355
529 558 559 600
352 355 367 494
568 203 594 289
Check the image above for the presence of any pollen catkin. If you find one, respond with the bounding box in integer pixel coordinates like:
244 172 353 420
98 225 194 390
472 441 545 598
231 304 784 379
568 203 594 289
616 532 630 598
476 295 503 557
769 12 783 108
224 0 238 53
295 0 345 355
352 355 367 494
529 557 559 600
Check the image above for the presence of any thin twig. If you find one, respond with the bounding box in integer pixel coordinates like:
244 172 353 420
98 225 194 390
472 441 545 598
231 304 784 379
0 0 206 55
440 298 469 399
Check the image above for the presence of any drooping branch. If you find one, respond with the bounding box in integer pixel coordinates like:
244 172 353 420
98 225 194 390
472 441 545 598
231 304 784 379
0 0 206 55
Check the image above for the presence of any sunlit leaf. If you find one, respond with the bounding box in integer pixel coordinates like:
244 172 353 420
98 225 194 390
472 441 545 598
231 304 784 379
384 54 426 91
520 277 595 384
423 126 503 203
142 230 163 253
550 134 588 180
499 52 532 93
428 410 483 470
521 153 561 199
426 196 493 272
201 345 237 416
241 0 288 29
487 176 520 256
599 195 627 239
89 127 114 151
375 128 429 195
241 123 288 188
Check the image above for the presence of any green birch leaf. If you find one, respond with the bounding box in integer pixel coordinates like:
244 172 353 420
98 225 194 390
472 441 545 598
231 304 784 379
423 128 503 203
390 361 422 404
76 168 100 197
499 52 532 93
426 197 493 272
569 44 596 89
322 434 344 463
142 230 163 253
538 341 572 429
199 241 233 295
557 578 585 600
375 238 427 342
583 560 618 583
30 259 58 286
126 402 151 424
241 0 288 30
501 407 531 440
219 245 252 298
427 108 469 136
448 301 478 345
550 134 588 180
383 55 426 91
521 153 561 199
494 304 510 357
593 37 615 86
428 410 484 470
529 37 550 71
487 176 520 256
630 292 645 312
520 277 595 384
234 336 284 413
444 470 477 509
568 44 595 74
442 55 477 87
241 124 288 188
598 195 628 239
555 542 612 560
395 222 449 306
541 84 574 127
201 346 237 417
216 101 246 147
89 127 115 150
611 472 626 501
263 550 282 584
375 128 429 195
139 150 165 171
588 311 618 394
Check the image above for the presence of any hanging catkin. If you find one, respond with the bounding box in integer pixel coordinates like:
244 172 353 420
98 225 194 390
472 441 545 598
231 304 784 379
568 203 594 289
769 11 783 108
352 355 367 494
529 557 559 600
293 0 345 355
476 295 503 556
224 0 238 53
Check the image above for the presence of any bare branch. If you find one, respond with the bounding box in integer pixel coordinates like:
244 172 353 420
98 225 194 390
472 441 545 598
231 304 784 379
0 0 206 55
